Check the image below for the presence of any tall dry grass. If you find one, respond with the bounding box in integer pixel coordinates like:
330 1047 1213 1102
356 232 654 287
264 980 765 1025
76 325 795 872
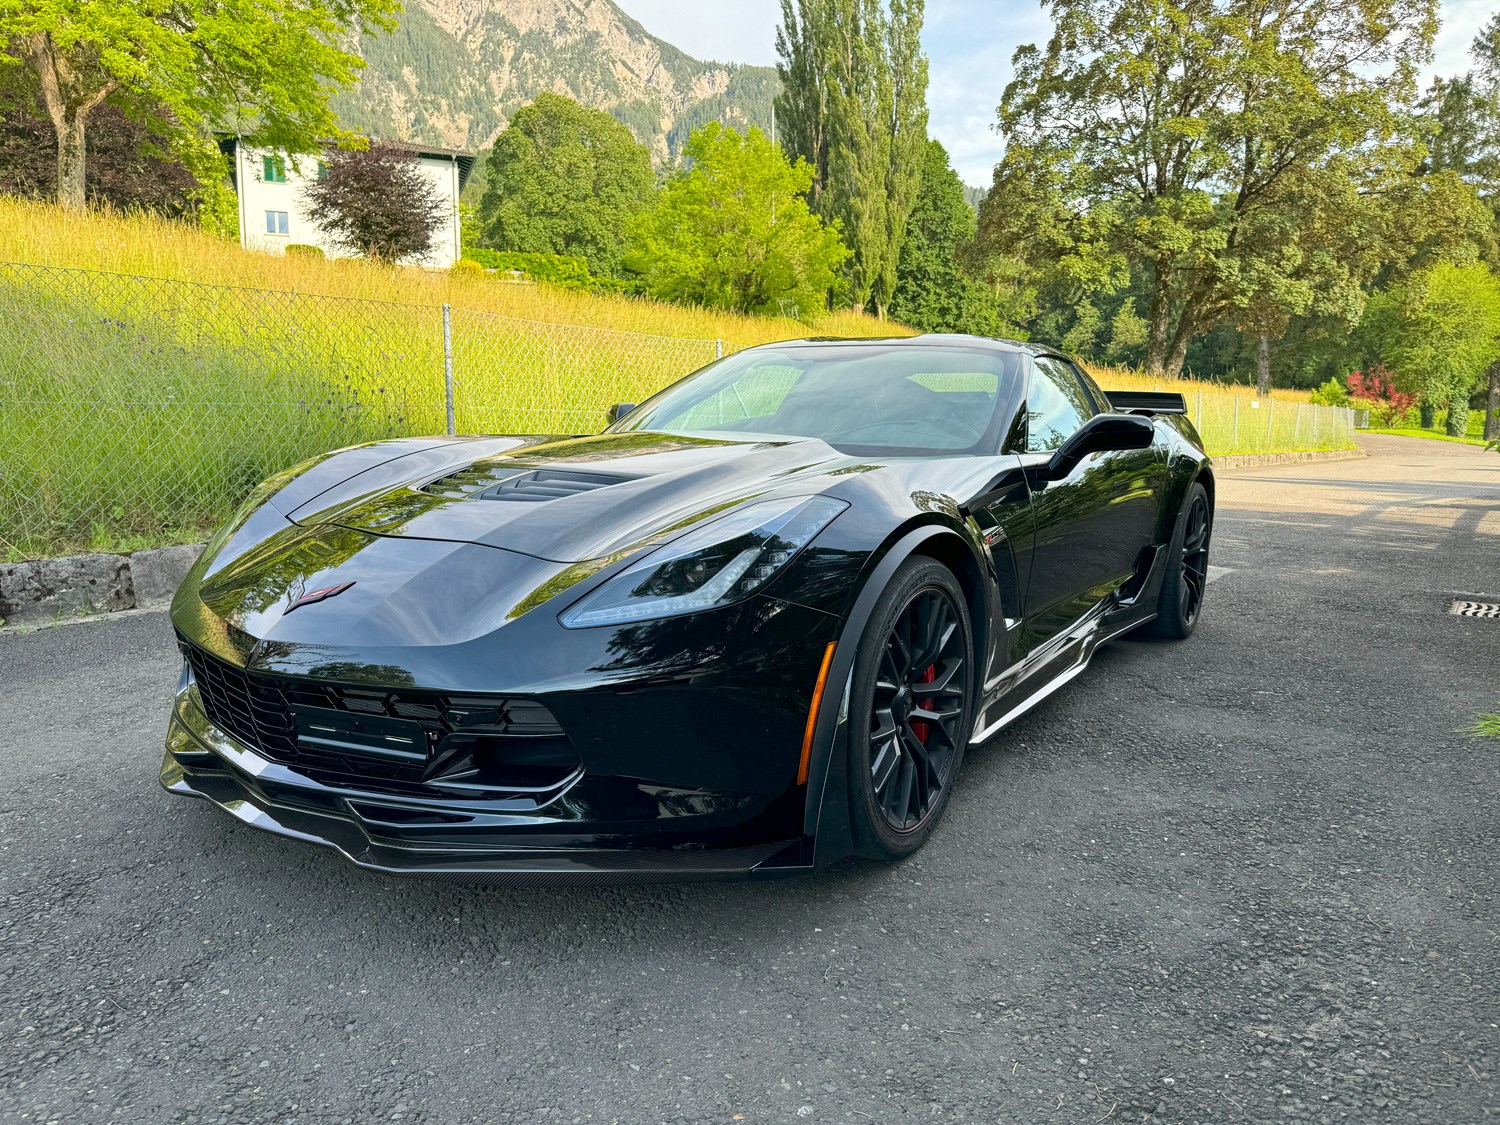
0 197 909 344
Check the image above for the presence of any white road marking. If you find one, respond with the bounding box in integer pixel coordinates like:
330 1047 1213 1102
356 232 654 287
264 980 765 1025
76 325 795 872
1206 566 1233 584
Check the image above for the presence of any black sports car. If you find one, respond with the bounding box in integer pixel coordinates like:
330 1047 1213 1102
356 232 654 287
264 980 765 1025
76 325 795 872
162 335 1214 881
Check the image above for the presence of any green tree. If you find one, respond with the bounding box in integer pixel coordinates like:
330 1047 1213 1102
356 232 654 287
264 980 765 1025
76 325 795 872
1360 262 1500 435
624 123 848 319
1232 164 1375 394
775 0 928 316
1424 18 1500 437
476 93 654 279
0 0 396 209
889 139 1002 334
1424 74 1500 195
981 0 1436 376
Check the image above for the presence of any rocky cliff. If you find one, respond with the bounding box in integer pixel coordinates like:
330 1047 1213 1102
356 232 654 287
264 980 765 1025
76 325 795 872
333 0 778 164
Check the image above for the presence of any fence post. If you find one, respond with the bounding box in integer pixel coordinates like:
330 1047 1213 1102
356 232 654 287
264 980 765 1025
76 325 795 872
442 303 455 437
1267 397 1275 445
1196 391 1203 427
1294 404 1303 442
1232 394 1240 445
715 338 724 360
1312 404 1319 443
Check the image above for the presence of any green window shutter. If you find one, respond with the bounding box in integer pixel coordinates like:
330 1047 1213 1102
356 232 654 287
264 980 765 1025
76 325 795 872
262 155 286 183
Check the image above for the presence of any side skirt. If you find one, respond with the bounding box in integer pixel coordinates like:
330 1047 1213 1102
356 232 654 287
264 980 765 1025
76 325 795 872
970 605 1154 746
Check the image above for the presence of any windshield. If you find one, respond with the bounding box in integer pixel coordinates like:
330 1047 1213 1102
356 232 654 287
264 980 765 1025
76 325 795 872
611 343 1022 455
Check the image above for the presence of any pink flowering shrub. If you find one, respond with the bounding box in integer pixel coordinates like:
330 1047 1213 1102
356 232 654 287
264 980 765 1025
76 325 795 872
1347 366 1417 427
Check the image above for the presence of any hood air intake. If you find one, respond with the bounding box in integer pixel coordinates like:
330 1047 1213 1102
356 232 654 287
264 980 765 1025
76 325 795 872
422 467 633 503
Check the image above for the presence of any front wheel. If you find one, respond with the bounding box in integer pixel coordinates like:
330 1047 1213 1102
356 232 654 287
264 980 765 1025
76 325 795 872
1149 480 1212 639
848 557 975 861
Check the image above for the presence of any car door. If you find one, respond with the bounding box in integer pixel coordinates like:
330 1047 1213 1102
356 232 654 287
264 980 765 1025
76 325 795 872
1018 356 1164 648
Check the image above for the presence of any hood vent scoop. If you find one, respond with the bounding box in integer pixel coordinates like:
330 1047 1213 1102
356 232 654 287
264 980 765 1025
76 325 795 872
422 466 634 503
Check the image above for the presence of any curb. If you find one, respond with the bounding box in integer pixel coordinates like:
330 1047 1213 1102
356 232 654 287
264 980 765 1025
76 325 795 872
1212 448 1367 470
0 543 203 628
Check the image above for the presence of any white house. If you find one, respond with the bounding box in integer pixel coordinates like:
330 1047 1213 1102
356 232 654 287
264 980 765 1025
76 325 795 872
219 137 476 268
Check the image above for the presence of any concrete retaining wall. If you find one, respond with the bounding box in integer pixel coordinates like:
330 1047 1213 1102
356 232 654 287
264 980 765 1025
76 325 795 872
0 544 203 627
1213 448 1366 470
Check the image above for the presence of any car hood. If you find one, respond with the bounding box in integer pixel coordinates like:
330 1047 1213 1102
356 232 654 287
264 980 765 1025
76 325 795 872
289 431 865 564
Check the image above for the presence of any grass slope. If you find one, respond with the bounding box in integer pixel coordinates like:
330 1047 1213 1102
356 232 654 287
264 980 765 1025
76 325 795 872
0 200 1353 561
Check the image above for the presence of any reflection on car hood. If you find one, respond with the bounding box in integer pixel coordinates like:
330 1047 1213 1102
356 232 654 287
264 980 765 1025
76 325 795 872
290 432 867 563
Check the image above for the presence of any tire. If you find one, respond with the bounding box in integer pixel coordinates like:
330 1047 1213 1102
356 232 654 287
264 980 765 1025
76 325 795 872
848 557 976 861
1149 480 1212 639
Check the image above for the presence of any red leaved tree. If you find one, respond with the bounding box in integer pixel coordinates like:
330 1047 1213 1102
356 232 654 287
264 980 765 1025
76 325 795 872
302 141 448 263
1347 365 1416 427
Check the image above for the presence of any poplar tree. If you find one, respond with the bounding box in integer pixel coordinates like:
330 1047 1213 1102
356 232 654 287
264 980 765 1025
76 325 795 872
775 0 928 316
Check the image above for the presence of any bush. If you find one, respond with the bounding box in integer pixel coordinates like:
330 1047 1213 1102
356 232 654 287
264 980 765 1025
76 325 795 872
1446 401 1472 438
1347 366 1416 427
1309 376 1350 407
460 248 597 289
449 258 486 280
285 244 324 258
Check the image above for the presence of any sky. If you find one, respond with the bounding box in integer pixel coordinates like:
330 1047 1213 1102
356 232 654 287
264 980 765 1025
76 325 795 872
616 0 1496 187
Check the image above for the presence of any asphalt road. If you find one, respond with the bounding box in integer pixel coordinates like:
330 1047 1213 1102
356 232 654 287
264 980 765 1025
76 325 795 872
3 434 1497 1124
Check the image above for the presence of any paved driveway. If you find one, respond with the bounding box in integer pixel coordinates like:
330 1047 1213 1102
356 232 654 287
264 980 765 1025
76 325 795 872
3 435 1497 1124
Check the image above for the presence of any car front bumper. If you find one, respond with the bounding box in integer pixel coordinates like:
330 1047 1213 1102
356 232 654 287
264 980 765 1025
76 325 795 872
161 689 813 883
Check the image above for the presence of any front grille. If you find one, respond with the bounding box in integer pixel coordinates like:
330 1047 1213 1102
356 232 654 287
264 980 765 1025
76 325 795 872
185 642 297 759
180 640 577 795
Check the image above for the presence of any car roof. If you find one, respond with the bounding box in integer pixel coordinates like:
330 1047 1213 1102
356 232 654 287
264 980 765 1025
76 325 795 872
753 334 1058 358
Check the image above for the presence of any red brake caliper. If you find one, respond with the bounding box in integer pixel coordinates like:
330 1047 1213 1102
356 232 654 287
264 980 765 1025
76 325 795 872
910 664 937 744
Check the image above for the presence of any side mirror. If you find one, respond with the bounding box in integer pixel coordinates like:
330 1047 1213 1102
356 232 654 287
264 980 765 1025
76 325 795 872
608 402 637 425
1037 413 1155 482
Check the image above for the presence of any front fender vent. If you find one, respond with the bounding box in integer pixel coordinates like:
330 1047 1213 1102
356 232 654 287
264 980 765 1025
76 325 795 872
421 466 632 502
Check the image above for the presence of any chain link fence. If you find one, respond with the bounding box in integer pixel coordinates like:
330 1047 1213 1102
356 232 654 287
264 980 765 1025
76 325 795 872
0 262 732 560
0 261 1357 562
1180 388 1358 455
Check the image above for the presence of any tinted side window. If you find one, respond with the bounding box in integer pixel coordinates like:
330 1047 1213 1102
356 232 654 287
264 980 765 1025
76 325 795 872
1025 357 1097 452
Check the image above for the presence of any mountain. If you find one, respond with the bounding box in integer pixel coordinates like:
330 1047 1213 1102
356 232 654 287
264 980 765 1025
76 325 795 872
332 0 780 167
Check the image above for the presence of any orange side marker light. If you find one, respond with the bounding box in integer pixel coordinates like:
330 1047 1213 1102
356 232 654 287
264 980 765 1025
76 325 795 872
798 642 838 785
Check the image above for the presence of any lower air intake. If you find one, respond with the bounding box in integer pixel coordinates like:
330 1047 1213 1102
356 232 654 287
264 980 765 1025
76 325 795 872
180 639 579 796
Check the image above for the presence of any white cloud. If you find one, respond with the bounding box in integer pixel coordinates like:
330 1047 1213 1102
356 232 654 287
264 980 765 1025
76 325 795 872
1434 0 1489 76
616 0 1487 186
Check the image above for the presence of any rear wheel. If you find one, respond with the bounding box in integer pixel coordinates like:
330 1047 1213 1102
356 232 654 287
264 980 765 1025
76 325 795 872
848 557 975 861
1149 481 1212 639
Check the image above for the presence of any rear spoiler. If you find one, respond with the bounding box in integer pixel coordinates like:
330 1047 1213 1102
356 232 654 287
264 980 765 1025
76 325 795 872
1104 390 1187 416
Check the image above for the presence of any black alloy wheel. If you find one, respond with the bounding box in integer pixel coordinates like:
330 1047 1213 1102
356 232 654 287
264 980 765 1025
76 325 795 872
850 557 975 859
1178 491 1211 624
1150 480 1212 639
